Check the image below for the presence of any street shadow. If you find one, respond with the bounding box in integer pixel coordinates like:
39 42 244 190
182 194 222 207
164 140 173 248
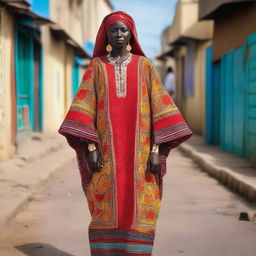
15 243 76 256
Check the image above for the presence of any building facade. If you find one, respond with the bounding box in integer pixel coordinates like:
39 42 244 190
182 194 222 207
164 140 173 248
0 0 112 162
82 0 113 55
158 0 213 135
201 0 256 164
0 5 16 161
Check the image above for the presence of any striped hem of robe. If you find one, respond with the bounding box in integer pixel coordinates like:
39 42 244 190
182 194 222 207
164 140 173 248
154 122 192 145
59 119 100 142
89 229 154 256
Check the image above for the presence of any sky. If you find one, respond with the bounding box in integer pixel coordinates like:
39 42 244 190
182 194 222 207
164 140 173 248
110 0 178 59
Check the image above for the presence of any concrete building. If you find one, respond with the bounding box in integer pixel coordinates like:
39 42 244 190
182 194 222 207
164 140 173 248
0 0 112 162
159 0 213 135
34 0 90 134
0 3 16 161
156 25 175 79
41 0 112 133
0 0 50 160
200 0 256 165
82 0 113 56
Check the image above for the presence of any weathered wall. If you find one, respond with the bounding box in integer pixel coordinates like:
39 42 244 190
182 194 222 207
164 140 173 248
174 40 211 135
50 0 83 45
199 0 252 19
212 2 256 60
183 41 211 135
170 1 198 43
42 26 72 134
175 45 187 114
43 0 87 134
0 8 15 161
82 0 112 43
63 46 74 113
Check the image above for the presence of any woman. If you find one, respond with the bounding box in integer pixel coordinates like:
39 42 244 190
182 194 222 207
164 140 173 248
59 11 192 256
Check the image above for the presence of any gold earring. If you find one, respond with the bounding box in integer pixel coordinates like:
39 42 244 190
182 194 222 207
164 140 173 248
126 43 132 52
106 44 112 52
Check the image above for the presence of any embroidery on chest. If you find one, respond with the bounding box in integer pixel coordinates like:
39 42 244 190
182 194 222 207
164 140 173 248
107 53 132 98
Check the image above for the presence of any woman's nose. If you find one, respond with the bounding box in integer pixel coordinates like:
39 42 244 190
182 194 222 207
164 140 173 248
117 29 122 37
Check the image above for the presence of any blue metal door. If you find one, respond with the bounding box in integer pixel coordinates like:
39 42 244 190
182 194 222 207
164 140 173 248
245 33 256 159
212 62 221 145
205 46 214 143
220 48 246 156
15 19 43 141
205 46 246 156
232 46 246 155
72 60 80 97
15 25 34 140
205 46 221 145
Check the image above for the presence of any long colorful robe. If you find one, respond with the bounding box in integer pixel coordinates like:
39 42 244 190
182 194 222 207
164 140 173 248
59 54 192 256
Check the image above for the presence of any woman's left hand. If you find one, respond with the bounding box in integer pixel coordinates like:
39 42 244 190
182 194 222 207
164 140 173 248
147 153 161 174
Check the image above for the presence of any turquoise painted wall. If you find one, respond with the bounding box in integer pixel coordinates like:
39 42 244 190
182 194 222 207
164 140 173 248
245 33 256 159
15 18 43 140
72 58 80 97
205 32 256 159
15 23 34 137
205 47 221 145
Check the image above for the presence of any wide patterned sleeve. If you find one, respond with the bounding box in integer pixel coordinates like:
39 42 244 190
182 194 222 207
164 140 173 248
58 59 99 146
58 59 99 188
147 59 193 156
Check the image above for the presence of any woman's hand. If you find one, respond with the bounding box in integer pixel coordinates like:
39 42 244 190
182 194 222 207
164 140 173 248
88 149 103 173
80 138 103 173
147 144 161 174
147 153 161 174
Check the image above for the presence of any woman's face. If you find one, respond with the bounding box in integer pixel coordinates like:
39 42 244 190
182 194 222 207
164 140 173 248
107 21 131 49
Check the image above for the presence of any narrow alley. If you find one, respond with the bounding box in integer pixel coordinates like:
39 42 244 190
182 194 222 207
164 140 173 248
1 0 256 256
0 150 255 256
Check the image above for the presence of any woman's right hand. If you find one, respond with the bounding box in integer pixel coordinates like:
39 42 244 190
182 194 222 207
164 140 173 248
88 149 103 172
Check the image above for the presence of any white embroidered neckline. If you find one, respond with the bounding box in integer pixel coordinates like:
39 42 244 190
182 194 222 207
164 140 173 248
107 53 132 98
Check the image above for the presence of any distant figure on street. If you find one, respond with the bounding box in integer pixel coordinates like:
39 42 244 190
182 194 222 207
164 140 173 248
59 11 192 256
164 66 175 97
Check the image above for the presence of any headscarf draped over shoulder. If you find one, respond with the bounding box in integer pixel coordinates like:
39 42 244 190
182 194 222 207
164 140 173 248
93 11 146 58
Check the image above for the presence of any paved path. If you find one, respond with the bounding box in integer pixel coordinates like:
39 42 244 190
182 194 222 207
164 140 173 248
0 150 256 256
179 135 256 201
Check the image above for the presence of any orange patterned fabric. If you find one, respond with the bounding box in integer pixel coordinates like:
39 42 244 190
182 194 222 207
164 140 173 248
59 54 192 255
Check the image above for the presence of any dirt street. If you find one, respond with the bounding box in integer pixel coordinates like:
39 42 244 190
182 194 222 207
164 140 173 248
0 150 256 256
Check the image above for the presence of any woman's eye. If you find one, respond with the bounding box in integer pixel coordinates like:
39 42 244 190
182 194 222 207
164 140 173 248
110 28 128 33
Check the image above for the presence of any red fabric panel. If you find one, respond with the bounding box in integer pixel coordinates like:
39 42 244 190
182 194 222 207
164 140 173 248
66 110 93 125
106 55 139 229
153 114 185 131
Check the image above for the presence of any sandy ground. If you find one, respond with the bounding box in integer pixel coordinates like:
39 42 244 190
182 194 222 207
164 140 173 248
0 150 256 256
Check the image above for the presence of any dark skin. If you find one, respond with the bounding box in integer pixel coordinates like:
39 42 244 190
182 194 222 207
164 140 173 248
86 21 161 174
107 21 131 63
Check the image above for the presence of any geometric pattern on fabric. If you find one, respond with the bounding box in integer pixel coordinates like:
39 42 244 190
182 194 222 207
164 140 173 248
59 119 100 142
141 57 193 156
154 122 192 145
59 54 192 256
89 229 154 256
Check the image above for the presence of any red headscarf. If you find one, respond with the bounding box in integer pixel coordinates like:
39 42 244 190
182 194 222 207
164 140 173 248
93 11 146 58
